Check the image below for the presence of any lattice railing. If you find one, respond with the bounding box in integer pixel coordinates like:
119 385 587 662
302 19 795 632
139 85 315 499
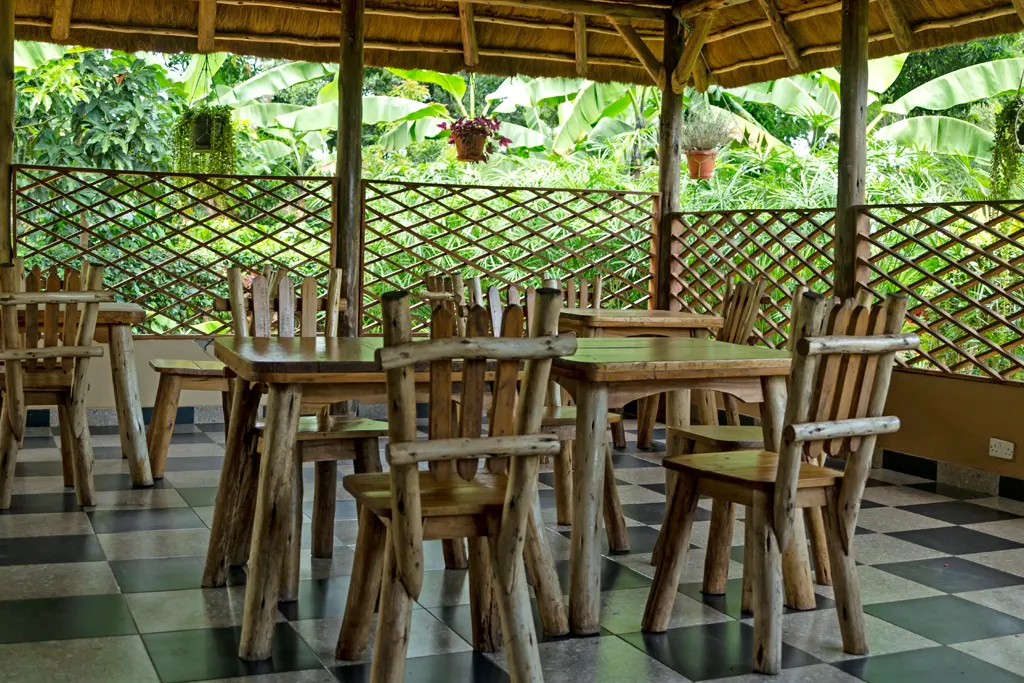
13 165 333 335
361 179 659 334
669 209 835 347
858 202 1024 382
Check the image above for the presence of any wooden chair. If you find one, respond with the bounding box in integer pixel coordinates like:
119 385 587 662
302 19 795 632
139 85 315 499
0 263 110 509
335 288 573 683
642 291 917 674
224 266 389 601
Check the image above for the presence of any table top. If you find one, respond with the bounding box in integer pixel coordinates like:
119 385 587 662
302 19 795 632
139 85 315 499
558 309 723 329
17 302 146 327
215 335 790 385
551 337 791 382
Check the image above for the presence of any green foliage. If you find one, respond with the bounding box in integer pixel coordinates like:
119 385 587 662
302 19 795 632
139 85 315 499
991 97 1024 197
171 105 239 175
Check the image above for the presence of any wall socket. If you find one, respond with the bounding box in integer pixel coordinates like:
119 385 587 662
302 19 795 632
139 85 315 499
990 438 1015 461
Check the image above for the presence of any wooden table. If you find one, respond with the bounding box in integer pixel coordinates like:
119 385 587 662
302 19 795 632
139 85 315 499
29 303 154 488
550 336 799 635
559 309 725 448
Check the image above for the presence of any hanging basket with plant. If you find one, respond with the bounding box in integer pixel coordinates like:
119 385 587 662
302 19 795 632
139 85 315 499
171 104 238 175
441 116 511 163
991 95 1024 198
679 103 737 180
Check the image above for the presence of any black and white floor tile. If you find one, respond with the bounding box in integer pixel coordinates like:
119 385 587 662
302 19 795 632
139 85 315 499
3 420 1024 682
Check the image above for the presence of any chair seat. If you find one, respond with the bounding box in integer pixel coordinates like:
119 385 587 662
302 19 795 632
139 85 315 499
452 395 620 427
669 424 763 450
664 450 842 492
150 359 226 376
344 470 508 518
254 415 389 441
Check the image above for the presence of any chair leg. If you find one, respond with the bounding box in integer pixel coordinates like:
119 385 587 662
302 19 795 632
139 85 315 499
370 529 416 683
635 394 659 449
336 511 388 660
221 388 232 439
354 437 383 474
311 461 337 558
781 513 817 610
280 445 303 603
602 444 629 552
741 509 754 614
443 539 469 570
228 429 262 567
702 501 735 595
65 394 96 507
651 438 693 566
525 492 569 636
751 491 782 675
610 416 627 449
468 536 502 651
0 405 20 510
805 506 833 586
553 440 573 526
824 487 868 655
490 526 544 683
147 373 182 479
642 472 700 632
58 403 75 487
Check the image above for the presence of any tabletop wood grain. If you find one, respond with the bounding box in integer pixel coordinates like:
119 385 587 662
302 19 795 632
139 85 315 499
558 309 724 329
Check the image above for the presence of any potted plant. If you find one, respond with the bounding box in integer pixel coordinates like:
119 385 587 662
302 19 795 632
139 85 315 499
441 116 511 163
679 104 737 180
171 104 238 175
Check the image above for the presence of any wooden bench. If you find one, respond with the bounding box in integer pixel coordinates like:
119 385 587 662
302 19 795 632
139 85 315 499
147 359 230 478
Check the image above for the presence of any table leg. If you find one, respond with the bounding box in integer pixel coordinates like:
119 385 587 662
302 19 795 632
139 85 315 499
569 379 608 635
108 324 153 487
203 378 261 587
759 375 816 609
240 383 304 661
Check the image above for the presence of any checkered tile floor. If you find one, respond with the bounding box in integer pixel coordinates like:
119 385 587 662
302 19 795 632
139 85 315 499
4 421 1024 682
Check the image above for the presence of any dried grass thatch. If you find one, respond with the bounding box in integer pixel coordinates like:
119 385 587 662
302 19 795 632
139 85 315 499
13 0 1024 88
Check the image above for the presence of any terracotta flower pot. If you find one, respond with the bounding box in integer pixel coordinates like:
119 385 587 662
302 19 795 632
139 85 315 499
686 150 717 180
455 134 488 162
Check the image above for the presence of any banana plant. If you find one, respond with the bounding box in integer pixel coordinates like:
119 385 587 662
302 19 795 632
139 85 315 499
13 42 69 71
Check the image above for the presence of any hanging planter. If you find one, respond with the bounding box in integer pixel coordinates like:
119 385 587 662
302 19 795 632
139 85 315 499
442 116 511 163
992 96 1024 197
171 105 238 175
679 102 737 181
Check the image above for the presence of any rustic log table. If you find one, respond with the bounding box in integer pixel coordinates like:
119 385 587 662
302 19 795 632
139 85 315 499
549 336 813 635
559 309 724 449
22 302 154 488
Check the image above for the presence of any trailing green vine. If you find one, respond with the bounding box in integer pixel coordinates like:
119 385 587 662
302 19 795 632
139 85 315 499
991 96 1024 198
171 105 238 175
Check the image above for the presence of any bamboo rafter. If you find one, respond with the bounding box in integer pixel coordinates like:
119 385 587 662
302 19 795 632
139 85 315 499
361 179 658 335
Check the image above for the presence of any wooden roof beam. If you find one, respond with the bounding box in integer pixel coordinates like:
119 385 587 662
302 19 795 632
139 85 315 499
198 0 217 53
671 11 716 93
692 56 710 91
51 0 74 41
876 0 914 52
458 2 479 66
755 0 802 70
675 0 750 20
1011 0 1024 24
609 17 665 88
574 14 587 74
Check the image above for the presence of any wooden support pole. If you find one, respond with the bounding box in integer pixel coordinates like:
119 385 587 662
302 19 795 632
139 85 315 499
573 14 587 75
335 0 364 337
671 11 716 94
608 17 664 89
198 0 218 53
834 0 870 300
755 0 803 70
51 0 75 41
458 2 479 66
876 0 914 52
0 0 13 265
655 15 683 311
1012 0 1024 24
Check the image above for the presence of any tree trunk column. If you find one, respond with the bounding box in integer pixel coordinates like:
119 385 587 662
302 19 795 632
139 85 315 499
1 0 15 264
336 0 365 336
834 0 871 300
655 16 683 312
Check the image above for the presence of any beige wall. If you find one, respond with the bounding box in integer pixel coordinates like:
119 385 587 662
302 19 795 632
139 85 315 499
85 339 223 409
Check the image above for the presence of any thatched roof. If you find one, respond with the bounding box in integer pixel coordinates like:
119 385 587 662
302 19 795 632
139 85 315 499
14 0 1024 89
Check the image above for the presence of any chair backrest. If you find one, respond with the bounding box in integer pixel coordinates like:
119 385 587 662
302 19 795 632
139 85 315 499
718 277 766 345
376 287 575 599
563 275 603 311
227 267 343 339
423 271 468 336
0 263 111 442
773 290 919 551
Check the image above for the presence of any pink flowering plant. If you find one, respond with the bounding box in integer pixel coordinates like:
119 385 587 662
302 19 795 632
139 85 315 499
439 116 512 161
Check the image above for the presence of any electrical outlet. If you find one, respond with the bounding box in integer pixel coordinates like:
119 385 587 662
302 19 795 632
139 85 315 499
990 438 1015 461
